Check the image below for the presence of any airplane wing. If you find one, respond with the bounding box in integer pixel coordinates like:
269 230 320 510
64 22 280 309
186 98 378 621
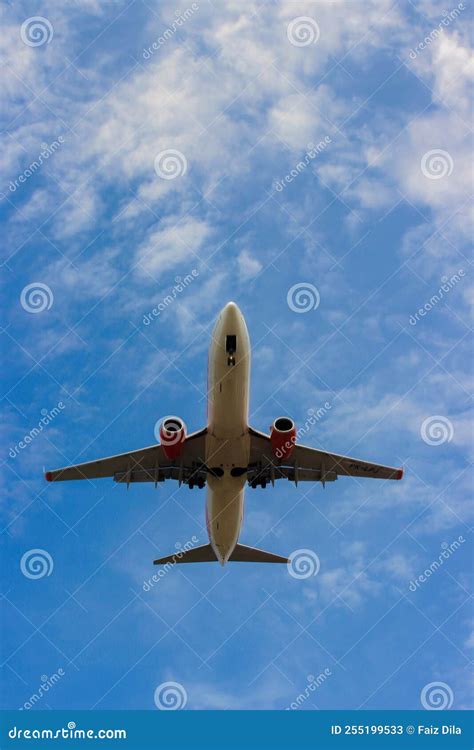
248 427 403 486
45 428 208 487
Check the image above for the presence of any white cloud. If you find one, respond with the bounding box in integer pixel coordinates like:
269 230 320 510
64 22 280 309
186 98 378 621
388 32 472 250
345 177 396 210
237 249 262 280
431 32 473 114
48 245 121 299
2 0 412 237
136 217 212 276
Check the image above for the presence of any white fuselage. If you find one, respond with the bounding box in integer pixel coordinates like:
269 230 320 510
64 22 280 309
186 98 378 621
205 302 251 564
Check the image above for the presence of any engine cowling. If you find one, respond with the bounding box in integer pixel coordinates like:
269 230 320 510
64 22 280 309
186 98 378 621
270 417 297 460
159 416 187 460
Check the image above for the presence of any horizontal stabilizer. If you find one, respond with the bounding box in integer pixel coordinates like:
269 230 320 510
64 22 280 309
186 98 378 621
154 544 217 565
229 544 288 563
153 543 288 565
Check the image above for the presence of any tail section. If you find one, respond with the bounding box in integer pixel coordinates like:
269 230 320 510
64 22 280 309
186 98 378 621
154 544 216 565
153 543 288 565
229 544 288 563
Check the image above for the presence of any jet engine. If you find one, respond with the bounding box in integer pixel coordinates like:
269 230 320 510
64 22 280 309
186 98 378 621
270 417 297 460
159 416 187 460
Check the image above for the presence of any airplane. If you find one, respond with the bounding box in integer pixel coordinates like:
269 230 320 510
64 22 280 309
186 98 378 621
45 301 403 566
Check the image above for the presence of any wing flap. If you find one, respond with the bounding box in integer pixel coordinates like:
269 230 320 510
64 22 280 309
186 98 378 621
45 428 207 483
248 426 403 482
294 444 403 480
248 465 338 484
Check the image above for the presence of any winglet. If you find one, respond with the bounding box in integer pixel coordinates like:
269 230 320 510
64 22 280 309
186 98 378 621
395 468 404 480
45 471 53 482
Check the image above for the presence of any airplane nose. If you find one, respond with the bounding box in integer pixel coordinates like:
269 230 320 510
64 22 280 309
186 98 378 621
221 301 241 325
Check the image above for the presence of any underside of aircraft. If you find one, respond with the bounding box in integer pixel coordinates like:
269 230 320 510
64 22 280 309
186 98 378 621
45 302 403 566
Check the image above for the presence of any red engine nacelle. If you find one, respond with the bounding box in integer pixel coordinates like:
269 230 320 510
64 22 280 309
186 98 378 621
159 416 187 460
270 417 297 460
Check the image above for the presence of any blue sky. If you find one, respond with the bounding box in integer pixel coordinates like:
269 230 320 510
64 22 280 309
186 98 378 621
1 0 472 712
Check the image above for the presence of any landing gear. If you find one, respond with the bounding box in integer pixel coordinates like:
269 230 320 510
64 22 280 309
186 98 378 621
249 478 267 489
188 477 205 489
